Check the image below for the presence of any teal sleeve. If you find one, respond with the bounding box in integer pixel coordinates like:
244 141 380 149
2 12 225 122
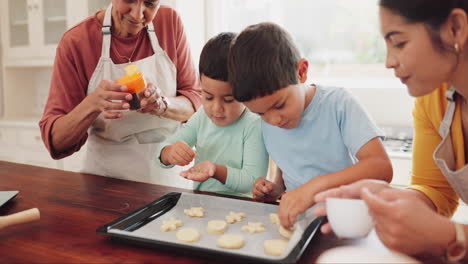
225 119 269 193
157 109 201 168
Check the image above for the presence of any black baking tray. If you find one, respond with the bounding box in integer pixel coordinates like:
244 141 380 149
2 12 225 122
97 192 324 263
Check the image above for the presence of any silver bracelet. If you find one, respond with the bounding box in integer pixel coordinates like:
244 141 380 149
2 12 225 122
160 95 169 114
151 95 169 117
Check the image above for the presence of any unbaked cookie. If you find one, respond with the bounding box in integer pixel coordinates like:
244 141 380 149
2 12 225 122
264 239 288 256
269 213 280 225
184 207 205 217
207 220 228 234
225 211 246 224
241 222 265 233
217 234 245 249
176 228 200 243
279 225 294 240
160 217 183 232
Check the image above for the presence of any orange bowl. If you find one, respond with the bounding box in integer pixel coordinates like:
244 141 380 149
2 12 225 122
117 72 146 94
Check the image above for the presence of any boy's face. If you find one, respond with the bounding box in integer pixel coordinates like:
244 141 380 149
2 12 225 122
244 84 307 129
201 74 246 127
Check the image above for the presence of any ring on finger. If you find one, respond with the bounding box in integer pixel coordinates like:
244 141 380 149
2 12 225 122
148 87 156 97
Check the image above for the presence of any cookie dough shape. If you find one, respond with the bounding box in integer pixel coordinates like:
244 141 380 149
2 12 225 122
264 239 288 256
176 228 200 243
217 234 245 249
184 207 205 217
225 211 246 224
241 222 265 233
207 220 228 234
270 213 280 225
279 225 294 240
160 217 183 232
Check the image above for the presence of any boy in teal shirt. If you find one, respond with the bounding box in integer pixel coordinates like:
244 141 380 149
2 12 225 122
158 32 268 197
228 23 393 228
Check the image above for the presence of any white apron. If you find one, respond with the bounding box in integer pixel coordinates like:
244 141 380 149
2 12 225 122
81 4 191 188
433 87 468 203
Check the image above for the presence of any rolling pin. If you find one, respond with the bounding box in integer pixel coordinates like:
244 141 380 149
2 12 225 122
0 208 40 229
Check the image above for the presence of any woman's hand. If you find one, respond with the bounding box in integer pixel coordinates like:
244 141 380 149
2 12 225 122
361 187 454 256
315 179 390 202
313 179 454 256
180 161 216 182
160 141 195 166
313 179 391 234
86 80 131 119
137 83 168 116
252 178 284 202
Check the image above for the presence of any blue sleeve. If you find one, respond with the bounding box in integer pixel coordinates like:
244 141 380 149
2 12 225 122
337 89 384 157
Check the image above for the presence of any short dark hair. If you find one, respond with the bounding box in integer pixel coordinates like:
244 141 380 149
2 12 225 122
379 0 468 53
228 22 301 102
199 32 237 82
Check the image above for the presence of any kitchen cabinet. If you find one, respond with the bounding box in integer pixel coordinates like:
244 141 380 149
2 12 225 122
0 122 59 169
0 0 112 67
0 0 99 171
0 0 111 120
0 121 87 172
2 0 70 66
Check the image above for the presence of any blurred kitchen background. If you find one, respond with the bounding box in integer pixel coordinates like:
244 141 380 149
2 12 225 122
0 0 465 221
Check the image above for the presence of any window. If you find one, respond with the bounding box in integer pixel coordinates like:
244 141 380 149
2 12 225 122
205 0 404 89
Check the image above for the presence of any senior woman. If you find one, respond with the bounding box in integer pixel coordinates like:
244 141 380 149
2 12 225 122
313 0 468 262
39 0 201 185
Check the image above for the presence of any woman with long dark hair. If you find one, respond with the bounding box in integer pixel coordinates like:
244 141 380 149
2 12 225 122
315 0 468 261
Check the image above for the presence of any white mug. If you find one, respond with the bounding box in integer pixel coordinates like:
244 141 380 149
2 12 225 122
326 197 374 238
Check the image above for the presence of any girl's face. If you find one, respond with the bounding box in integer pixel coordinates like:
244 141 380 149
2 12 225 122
112 0 160 37
201 75 246 127
380 7 455 97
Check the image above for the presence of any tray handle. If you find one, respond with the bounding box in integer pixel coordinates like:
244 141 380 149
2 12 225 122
97 192 182 233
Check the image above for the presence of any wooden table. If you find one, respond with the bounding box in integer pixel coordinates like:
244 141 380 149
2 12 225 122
0 161 442 263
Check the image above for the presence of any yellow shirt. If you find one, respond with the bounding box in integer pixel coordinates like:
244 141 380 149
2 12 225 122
408 83 463 217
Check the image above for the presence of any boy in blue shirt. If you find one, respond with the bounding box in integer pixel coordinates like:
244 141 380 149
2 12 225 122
158 32 269 197
228 22 393 228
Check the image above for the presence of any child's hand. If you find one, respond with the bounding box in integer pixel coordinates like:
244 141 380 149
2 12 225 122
252 178 283 202
278 184 315 230
180 161 216 182
160 140 195 166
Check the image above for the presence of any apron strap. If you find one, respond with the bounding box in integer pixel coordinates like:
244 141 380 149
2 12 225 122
101 4 113 59
146 4 164 53
439 87 457 138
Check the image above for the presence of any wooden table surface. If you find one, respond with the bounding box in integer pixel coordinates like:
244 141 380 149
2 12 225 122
0 161 442 263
